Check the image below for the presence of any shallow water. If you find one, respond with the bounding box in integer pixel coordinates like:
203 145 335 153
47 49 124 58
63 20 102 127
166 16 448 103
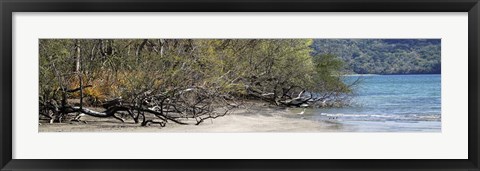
298 74 441 132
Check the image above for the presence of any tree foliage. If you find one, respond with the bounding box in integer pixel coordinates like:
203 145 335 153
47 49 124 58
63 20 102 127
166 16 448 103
39 39 353 127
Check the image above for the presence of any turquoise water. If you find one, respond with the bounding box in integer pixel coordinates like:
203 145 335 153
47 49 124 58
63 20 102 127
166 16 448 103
307 74 441 132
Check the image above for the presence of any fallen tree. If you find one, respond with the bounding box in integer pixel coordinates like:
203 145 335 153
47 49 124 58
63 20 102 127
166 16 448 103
40 86 235 127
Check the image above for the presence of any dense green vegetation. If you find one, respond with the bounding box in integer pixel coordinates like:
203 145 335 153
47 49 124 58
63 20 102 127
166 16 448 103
39 39 352 126
312 39 441 74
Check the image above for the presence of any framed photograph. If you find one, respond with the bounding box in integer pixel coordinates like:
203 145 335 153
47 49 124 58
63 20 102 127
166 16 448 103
1 0 479 170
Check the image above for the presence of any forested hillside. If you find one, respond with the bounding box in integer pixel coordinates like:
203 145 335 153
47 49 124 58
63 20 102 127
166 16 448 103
312 39 441 74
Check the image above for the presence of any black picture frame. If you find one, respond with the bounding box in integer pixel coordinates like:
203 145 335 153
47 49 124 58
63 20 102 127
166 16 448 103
1 0 479 170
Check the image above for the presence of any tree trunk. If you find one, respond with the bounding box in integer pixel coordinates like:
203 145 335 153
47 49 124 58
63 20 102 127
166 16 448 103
74 39 84 109
159 39 164 57
136 39 148 58
75 39 81 72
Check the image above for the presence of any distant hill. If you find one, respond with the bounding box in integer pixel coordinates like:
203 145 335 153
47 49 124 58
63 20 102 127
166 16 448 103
311 39 441 74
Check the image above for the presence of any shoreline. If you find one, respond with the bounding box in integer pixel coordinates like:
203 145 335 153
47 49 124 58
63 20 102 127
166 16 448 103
38 101 441 133
38 106 440 133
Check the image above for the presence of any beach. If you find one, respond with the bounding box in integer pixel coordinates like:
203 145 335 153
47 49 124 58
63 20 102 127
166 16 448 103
39 103 351 132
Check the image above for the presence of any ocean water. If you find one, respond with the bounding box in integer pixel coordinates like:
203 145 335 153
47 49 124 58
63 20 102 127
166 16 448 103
301 74 441 132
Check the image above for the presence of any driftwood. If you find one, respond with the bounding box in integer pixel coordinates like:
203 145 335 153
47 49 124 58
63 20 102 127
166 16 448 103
40 86 234 127
244 75 359 108
246 81 325 108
